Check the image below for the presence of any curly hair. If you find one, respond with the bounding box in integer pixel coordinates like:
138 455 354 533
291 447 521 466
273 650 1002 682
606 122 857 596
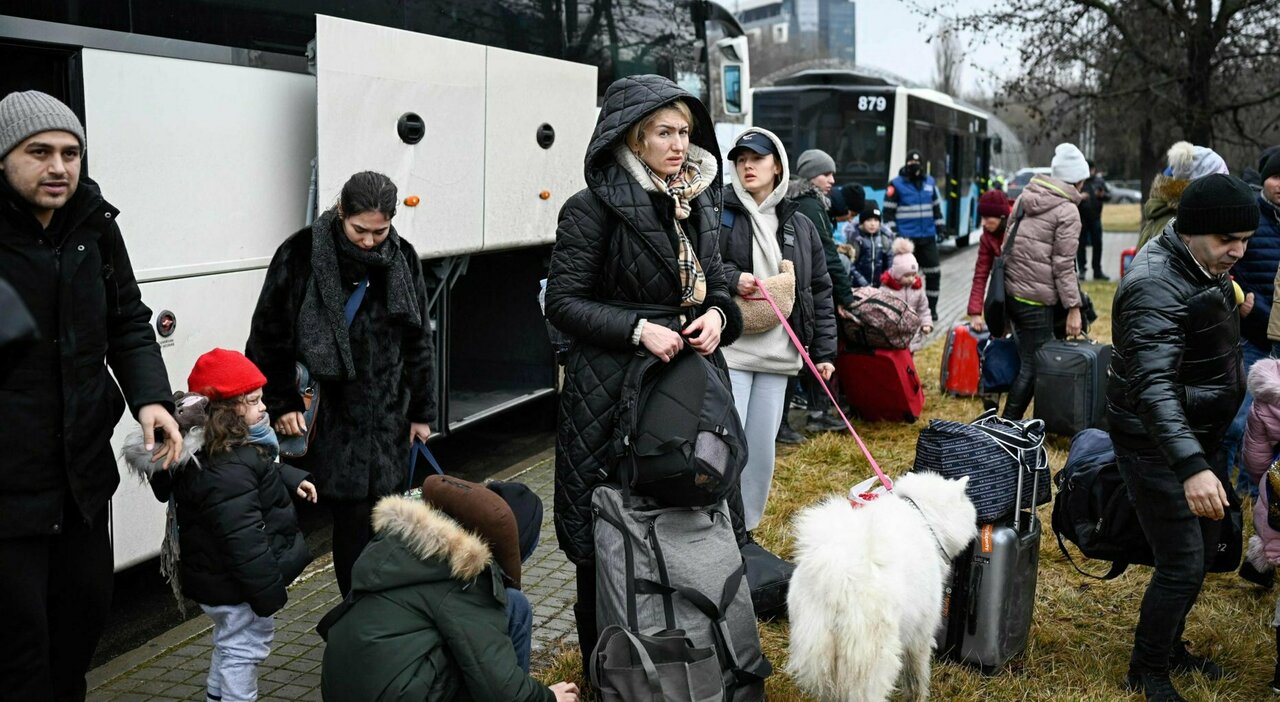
201 399 249 456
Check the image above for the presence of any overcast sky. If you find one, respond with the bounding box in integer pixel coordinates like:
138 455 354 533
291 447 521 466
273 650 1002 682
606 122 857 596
853 0 1014 96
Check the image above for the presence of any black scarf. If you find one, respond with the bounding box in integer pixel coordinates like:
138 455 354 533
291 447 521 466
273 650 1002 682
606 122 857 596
297 208 422 381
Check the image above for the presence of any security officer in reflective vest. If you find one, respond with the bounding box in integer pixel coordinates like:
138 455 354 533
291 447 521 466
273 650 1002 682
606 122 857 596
882 150 945 318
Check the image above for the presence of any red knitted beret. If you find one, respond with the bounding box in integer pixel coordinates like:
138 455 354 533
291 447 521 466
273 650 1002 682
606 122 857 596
978 188 1012 218
188 348 266 401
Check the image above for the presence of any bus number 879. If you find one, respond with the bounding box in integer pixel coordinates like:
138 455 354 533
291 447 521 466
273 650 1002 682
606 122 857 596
857 95 887 112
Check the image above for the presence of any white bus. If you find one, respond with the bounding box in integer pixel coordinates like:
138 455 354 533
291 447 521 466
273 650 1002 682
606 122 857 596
750 69 994 245
0 1 750 571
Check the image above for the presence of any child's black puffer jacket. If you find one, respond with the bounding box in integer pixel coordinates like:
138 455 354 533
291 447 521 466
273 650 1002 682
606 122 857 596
151 445 312 616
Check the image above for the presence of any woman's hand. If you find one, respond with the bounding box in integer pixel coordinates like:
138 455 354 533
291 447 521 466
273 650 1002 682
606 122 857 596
641 323 684 362
683 311 724 356
409 422 432 445
296 480 319 503
837 305 853 321
1066 307 1083 337
550 682 580 702
970 315 986 332
275 411 307 437
816 362 835 381
139 404 183 470
737 273 757 297
921 324 934 335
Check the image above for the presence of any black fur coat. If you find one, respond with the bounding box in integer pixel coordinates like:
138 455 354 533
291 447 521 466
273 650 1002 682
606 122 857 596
246 213 435 501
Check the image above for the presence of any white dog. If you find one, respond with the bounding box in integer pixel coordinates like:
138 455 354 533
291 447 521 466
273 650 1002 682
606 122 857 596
786 472 978 702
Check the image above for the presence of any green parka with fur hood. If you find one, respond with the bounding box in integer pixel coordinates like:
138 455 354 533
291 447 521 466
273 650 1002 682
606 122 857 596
320 496 552 702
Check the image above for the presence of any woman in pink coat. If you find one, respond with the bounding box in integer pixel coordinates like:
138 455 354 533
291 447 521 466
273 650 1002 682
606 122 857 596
1241 356 1280 693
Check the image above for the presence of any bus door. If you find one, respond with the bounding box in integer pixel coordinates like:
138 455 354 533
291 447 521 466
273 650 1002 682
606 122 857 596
945 132 962 238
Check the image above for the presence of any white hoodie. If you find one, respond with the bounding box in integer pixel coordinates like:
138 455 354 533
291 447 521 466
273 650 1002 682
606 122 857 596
721 127 803 375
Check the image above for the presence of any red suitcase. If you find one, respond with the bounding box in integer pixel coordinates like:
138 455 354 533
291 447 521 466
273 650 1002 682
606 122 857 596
1120 247 1137 278
940 324 986 397
838 347 925 422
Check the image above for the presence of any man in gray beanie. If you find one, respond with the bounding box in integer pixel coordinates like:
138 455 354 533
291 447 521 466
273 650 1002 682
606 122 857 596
0 90 180 701
1108 173 1258 701
785 148 851 435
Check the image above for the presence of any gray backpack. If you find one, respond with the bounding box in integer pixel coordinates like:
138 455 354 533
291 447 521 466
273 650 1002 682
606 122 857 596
591 484 771 701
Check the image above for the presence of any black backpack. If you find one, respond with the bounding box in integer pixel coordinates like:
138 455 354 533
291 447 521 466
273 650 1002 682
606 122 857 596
1051 429 1243 579
614 349 746 507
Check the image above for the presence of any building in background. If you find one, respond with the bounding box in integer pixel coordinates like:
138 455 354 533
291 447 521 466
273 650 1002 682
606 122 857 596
729 0 855 79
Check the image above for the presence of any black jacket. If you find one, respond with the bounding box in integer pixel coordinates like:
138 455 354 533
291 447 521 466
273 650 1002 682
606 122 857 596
1107 225 1246 481
151 445 312 616
545 75 744 565
245 215 435 501
720 187 837 363
787 178 853 309
0 176 172 537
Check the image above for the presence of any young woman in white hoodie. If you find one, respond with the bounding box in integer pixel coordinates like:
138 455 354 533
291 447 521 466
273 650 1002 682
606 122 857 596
718 128 837 531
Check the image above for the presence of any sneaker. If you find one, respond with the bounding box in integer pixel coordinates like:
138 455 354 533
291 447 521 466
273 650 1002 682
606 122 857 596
789 394 809 411
1125 671 1188 701
1093 272 1112 281
1241 559 1276 589
776 422 807 445
1169 640 1225 679
805 412 846 432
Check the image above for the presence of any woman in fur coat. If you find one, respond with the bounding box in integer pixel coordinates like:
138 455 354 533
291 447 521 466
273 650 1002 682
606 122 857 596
879 237 933 351
246 171 435 598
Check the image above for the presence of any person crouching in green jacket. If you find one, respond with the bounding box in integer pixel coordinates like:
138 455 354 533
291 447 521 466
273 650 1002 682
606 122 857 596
321 476 579 702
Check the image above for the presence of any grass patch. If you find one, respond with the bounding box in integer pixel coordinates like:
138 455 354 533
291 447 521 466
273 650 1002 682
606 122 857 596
537 279 1275 700
1102 203 1142 234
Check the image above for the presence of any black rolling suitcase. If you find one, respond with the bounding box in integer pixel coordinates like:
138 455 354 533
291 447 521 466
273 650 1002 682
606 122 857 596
1032 339 1111 436
935 454 1044 674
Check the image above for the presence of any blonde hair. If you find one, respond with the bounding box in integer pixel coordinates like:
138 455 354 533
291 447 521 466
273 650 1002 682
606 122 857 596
625 100 696 154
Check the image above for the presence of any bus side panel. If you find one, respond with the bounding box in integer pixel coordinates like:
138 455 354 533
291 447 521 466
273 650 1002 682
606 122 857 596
482 47 595 251
315 15 486 258
109 270 269 571
80 49 315 281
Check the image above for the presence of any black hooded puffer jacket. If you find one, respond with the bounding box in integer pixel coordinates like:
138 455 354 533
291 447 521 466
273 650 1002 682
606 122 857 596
1107 224 1246 481
545 75 745 565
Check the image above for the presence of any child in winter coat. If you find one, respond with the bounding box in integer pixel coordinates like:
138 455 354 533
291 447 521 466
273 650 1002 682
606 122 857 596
129 348 316 702
880 238 933 350
321 475 579 702
1241 357 1280 694
849 203 894 287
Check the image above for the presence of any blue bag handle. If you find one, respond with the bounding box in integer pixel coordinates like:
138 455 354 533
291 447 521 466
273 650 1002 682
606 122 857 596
407 438 444 492
344 277 368 328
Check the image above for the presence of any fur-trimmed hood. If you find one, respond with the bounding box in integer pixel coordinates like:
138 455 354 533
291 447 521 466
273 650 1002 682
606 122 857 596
786 177 831 210
358 496 493 591
1148 174 1189 210
1248 358 1280 405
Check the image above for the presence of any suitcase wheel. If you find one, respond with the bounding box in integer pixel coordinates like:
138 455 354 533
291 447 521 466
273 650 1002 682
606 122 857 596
905 413 917 424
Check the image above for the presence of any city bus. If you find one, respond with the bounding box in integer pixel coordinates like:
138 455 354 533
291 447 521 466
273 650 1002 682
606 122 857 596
751 69 993 245
0 1 750 570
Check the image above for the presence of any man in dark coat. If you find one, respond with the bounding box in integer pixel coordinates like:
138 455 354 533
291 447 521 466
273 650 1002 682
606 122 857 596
0 90 179 700
1108 174 1257 701
883 149 946 318
545 75 744 656
1076 163 1109 281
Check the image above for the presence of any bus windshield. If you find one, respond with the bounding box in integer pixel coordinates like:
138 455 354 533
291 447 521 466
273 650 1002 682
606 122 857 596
754 88 895 188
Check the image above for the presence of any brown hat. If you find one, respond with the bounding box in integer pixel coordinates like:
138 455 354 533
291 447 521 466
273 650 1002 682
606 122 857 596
421 475 525 588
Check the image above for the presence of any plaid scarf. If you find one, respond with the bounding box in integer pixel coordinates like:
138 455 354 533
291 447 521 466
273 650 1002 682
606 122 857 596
647 159 709 306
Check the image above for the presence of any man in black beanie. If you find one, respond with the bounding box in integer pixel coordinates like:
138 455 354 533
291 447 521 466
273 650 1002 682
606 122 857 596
1108 173 1258 702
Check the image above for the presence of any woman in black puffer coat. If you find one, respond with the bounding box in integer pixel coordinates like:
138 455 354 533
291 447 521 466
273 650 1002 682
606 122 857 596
544 75 744 656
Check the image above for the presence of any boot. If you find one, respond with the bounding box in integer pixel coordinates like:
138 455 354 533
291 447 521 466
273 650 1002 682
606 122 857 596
1240 559 1275 589
1125 671 1188 702
776 418 807 445
1272 627 1280 694
1169 640 1224 679
805 412 846 432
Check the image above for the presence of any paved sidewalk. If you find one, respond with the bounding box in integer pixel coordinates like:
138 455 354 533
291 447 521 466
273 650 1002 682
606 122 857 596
87 449 575 701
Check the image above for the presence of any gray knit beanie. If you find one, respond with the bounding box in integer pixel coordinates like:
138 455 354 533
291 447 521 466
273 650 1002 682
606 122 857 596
0 91 86 158
795 149 836 180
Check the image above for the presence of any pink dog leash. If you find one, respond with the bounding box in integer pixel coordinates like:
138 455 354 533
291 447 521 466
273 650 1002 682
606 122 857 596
746 278 894 497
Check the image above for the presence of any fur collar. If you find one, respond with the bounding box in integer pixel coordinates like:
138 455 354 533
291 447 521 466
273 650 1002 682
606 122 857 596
613 144 719 195
120 427 204 481
1249 358 1280 405
1150 174 1189 205
786 177 831 209
371 496 492 581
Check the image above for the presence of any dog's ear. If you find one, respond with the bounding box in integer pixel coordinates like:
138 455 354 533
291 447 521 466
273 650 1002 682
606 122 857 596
956 475 971 489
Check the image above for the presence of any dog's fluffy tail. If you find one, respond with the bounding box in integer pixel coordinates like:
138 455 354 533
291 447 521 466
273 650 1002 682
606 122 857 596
786 496 901 701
